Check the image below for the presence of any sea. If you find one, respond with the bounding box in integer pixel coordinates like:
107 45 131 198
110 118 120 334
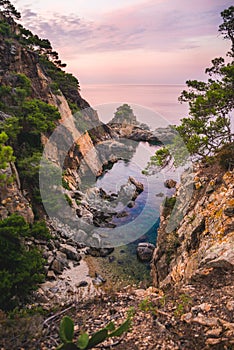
81 84 188 126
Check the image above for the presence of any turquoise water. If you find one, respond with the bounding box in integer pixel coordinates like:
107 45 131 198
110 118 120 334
96 141 176 242
95 141 177 283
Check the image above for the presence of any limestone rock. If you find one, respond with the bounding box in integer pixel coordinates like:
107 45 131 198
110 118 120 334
152 167 234 288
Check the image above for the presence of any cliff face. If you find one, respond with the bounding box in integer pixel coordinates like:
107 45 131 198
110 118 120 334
0 163 34 223
152 163 234 288
0 13 113 205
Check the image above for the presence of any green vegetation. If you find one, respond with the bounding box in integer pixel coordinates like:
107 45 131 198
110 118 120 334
0 19 10 35
65 194 72 207
0 0 21 19
215 142 234 170
0 215 46 310
111 104 137 124
138 298 156 316
57 313 133 350
174 294 192 318
146 147 170 170
0 131 15 183
146 7 233 168
0 72 61 201
177 7 233 159
163 197 176 217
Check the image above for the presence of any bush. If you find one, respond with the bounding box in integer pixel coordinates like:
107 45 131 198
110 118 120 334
0 215 45 310
30 220 52 240
0 20 10 35
216 142 234 170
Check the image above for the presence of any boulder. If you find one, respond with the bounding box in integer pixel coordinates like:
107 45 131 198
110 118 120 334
72 229 88 244
164 179 177 189
47 270 56 280
87 247 114 257
59 244 81 262
137 242 155 262
129 176 144 193
224 205 234 217
50 251 69 274
76 281 88 288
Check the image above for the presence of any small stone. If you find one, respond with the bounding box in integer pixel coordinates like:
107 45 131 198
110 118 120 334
181 312 193 323
206 328 222 337
206 338 222 345
191 303 211 313
224 205 234 217
192 314 219 327
77 281 88 288
127 201 134 208
194 181 202 190
226 300 234 311
47 270 56 280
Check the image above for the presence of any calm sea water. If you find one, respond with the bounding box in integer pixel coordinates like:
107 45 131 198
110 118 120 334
81 84 188 126
81 85 188 284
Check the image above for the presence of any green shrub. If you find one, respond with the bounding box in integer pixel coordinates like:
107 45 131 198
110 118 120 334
216 142 234 170
0 215 45 310
0 20 10 35
65 194 72 207
30 220 52 240
62 178 70 190
162 196 176 217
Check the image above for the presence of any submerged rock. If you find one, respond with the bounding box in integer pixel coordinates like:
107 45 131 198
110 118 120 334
137 242 155 262
164 179 177 189
87 247 114 257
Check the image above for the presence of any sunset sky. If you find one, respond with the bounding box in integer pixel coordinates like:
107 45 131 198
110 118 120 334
13 0 233 85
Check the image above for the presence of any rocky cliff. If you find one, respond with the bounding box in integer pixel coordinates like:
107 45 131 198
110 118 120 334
0 12 114 216
152 160 234 287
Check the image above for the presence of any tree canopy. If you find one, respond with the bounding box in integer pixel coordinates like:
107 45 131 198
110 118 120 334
0 0 21 19
177 6 233 159
0 215 46 310
150 6 234 169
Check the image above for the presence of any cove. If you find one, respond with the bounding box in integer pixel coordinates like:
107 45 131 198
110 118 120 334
94 141 173 285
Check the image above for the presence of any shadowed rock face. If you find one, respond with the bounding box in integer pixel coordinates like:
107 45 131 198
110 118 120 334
0 164 34 223
151 163 234 288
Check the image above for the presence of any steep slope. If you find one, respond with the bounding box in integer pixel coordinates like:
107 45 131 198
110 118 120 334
152 160 234 288
0 11 113 214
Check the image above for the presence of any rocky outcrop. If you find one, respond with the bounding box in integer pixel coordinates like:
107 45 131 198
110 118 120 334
108 123 161 144
152 126 178 144
152 164 234 288
0 163 34 223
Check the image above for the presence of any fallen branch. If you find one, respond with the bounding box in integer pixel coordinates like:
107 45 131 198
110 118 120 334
43 305 74 327
157 309 171 317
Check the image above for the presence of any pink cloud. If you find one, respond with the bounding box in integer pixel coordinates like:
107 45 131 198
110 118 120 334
19 0 233 83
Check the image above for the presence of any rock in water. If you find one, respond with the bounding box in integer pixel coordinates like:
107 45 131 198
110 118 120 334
129 176 144 192
137 242 155 262
164 179 177 189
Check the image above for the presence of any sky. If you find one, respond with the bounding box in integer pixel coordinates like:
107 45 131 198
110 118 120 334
12 0 233 85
